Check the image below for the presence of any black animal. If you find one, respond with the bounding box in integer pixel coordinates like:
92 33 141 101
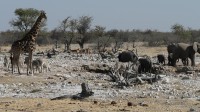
138 56 152 73
181 58 189 66
157 54 165 65
118 51 138 63
47 52 52 58
167 42 200 66
168 53 189 66
167 53 173 66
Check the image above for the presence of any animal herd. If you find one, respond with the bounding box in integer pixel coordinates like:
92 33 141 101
167 42 200 66
4 55 50 74
118 42 200 74
4 10 200 76
3 42 200 75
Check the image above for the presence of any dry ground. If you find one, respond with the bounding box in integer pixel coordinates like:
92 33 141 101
0 97 199 112
0 44 199 112
0 72 198 112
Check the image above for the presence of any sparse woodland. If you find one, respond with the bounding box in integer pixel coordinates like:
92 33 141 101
1 8 200 49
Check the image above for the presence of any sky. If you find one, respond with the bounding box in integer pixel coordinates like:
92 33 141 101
1 0 200 32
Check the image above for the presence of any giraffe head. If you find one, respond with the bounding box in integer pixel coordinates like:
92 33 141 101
40 10 47 19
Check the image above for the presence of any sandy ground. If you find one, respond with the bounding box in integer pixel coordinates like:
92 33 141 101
0 44 200 112
0 97 199 112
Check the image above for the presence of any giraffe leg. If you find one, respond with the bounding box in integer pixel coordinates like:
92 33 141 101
16 58 21 75
26 56 30 75
16 54 21 75
29 52 33 76
27 59 30 75
27 61 30 75
11 57 14 74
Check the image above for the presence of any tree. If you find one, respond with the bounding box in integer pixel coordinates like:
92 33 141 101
9 8 46 34
59 17 70 51
58 17 78 51
171 24 191 42
66 18 78 51
106 29 122 53
93 25 106 52
106 29 118 37
76 16 93 49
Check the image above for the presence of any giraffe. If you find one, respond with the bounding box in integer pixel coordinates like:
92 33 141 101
10 10 47 75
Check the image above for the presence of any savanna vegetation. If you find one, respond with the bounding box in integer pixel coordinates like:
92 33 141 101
1 8 200 50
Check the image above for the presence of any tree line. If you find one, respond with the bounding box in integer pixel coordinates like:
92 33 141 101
1 8 200 51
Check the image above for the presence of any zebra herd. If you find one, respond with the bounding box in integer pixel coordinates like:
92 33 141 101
3 55 50 74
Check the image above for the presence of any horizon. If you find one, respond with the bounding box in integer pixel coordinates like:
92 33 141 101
1 0 200 32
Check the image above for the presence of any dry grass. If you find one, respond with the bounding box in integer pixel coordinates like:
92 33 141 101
1 43 167 58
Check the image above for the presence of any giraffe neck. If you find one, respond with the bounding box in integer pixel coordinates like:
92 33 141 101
22 14 44 41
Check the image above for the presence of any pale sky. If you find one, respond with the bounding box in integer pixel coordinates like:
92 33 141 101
1 0 200 32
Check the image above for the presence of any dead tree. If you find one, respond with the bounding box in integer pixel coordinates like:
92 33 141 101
80 83 94 97
50 82 93 100
108 61 162 87
108 62 138 87
112 40 123 54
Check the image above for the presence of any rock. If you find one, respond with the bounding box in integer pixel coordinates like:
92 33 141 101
93 100 98 104
111 101 117 105
186 71 195 74
37 103 42 107
189 108 196 112
139 102 149 107
197 73 200 77
168 96 174 99
127 102 134 106
76 109 87 112
182 76 191 80
176 66 193 73
161 77 170 84
164 66 177 72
